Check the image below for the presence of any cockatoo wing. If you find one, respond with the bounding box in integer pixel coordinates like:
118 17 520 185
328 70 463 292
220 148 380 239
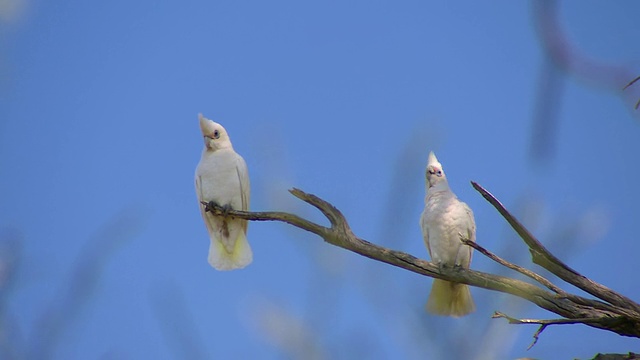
461 201 475 263
235 154 250 233
195 174 218 246
419 210 432 258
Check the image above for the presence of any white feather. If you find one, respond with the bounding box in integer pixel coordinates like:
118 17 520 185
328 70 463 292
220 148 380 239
195 114 252 271
420 151 475 316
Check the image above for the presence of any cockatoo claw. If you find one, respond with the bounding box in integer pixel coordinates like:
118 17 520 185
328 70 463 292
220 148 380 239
204 200 222 214
221 204 233 217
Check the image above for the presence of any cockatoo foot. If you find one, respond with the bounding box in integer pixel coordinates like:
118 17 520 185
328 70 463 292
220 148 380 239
204 200 223 214
221 204 233 217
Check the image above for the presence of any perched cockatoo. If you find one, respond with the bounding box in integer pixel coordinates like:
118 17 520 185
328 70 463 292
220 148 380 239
195 114 252 270
419 151 476 317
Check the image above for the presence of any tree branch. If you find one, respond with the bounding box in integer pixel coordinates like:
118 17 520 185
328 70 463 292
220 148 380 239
460 237 564 295
623 76 640 90
492 311 606 350
461 237 627 315
623 75 640 109
470 181 640 314
202 185 640 341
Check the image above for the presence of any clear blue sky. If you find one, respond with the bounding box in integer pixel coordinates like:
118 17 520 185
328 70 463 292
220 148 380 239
2 1 640 359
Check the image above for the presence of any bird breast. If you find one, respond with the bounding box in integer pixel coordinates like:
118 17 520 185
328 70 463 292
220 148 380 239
424 192 469 264
196 150 243 209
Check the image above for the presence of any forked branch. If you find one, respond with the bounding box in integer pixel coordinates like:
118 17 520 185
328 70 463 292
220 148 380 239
202 183 640 343
470 181 640 314
492 311 605 350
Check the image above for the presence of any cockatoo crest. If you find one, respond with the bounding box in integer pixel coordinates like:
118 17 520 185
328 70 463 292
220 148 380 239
427 151 441 168
426 151 448 189
199 113 233 151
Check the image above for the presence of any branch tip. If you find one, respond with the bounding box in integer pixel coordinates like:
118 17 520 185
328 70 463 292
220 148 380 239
287 188 347 229
623 75 640 90
473 182 640 312
288 187 305 198
492 311 615 349
528 325 547 350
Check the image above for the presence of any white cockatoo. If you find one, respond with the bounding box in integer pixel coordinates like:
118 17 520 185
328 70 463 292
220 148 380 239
195 114 252 270
419 151 476 317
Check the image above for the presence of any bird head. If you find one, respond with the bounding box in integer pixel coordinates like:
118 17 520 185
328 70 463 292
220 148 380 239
199 113 233 151
426 151 448 189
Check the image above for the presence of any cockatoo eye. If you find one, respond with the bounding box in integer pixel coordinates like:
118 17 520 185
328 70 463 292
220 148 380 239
213 130 220 139
437 170 442 176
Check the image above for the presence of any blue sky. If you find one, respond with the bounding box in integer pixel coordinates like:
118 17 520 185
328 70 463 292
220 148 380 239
2 1 640 359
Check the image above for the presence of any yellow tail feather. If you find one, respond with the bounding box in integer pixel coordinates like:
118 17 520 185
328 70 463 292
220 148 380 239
208 231 253 271
426 279 475 317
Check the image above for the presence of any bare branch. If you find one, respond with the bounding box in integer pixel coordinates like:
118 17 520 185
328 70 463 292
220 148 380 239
460 237 563 295
203 186 640 339
492 311 609 349
591 352 640 360
470 181 640 314
623 76 640 90
533 1 640 112
202 198 329 237
461 237 619 314
623 75 640 109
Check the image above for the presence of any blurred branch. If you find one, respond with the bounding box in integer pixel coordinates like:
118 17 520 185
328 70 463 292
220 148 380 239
623 75 640 109
30 209 147 360
529 55 564 164
530 1 640 164
202 184 640 344
591 353 640 360
0 229 23 360
150 282 209 360
624 76 640 90
250 297 327 360
533 1 640 109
